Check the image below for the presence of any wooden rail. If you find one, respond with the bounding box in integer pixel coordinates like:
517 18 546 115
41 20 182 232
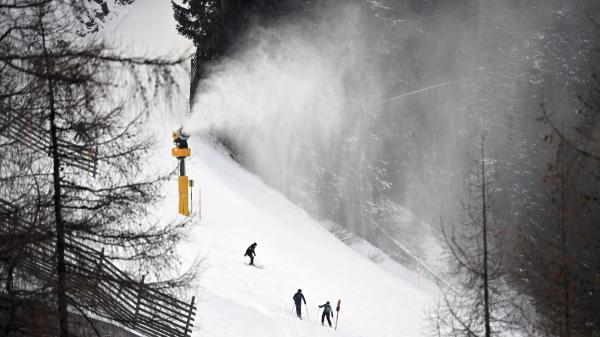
0 111 98 175
0 200 197 337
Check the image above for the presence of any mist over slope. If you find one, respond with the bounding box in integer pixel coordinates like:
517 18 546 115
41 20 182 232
100 5 439 335
94 0 600 335
183 0 600 263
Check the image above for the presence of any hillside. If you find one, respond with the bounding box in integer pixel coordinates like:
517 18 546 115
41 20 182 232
100 2 439 336
173 139 437 337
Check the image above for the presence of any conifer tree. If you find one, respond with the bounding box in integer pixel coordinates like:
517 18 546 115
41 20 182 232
172 0 317 102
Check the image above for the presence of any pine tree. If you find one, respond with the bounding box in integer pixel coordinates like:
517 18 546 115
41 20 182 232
510 13 600 337
172 0 317 102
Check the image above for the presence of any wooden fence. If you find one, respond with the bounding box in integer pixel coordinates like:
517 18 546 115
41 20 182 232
0 200 196 337
0 111 97 175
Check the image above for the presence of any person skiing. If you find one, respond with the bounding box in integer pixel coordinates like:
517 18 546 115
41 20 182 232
244 242 257 265
319 301 334 327
293 289 306 319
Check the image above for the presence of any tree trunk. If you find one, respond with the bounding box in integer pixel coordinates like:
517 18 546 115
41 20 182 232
558 138 570 337
40 11 69 337
481 137 491 337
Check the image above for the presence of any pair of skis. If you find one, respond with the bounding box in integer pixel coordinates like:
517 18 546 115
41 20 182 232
245 262 264 269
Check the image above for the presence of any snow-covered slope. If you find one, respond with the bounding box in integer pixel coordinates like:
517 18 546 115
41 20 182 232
97 2 438 335
175 139 436 337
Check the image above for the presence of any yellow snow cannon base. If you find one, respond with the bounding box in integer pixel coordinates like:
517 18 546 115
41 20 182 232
172 147 191 158
178 176 190 216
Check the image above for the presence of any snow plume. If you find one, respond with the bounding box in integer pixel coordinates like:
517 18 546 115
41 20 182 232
184 0 598 264
185 3 393 229
186 17 351 159
182 0 481 262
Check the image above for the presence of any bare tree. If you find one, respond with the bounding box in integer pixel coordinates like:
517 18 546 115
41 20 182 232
429 139 531 337
1 1 197 336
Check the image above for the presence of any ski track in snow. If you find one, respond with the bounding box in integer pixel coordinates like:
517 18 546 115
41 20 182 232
169 139 437 337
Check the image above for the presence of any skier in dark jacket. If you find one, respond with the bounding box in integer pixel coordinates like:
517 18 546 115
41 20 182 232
292 289 306 319
244 242 257 265
319 301 334 327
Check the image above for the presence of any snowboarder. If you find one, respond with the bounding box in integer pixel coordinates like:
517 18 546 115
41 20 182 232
293 289 307 319
319 301 334 327
244 242 257 265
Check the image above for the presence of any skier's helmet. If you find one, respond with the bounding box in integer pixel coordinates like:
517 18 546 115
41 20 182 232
298 289 302 293
326 301 330 304
253 242 257 246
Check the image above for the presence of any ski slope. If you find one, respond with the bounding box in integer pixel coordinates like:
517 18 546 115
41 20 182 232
99 2 438 335
175 139 437 337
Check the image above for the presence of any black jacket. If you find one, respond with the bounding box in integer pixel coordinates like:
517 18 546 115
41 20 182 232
293 292 306 305
319 303 333 315
245 244 256 257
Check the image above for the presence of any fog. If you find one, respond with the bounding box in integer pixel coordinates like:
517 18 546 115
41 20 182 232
184 0 599 259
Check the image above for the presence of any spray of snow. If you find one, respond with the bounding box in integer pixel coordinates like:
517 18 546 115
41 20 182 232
99 2 441 336
181 3 471 264
183 5 394 230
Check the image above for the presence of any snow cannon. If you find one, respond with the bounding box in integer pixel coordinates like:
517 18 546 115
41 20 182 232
172 129 191 216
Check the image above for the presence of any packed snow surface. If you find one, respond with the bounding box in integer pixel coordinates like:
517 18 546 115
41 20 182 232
175 139 436 337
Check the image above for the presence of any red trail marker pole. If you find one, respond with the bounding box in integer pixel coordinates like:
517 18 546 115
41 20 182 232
335 299 341 330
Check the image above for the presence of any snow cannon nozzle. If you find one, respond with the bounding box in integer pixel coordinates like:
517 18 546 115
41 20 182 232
172 128 191 159
172 128 190 145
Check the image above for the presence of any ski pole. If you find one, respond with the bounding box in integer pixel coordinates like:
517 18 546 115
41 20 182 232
304 302 309 319
316 307 321 323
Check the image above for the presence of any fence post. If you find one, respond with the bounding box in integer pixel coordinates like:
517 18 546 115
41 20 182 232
97 247 104 273
184 296 195 337
133 275 145 327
